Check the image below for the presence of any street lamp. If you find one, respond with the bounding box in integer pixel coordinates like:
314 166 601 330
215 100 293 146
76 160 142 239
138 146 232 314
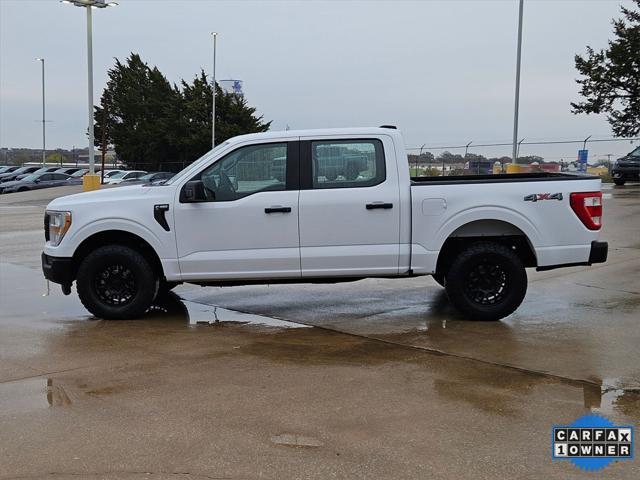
61 0 117 189
511 0 524 164
211 32 218 148
417 143 425 177
35 58 45 167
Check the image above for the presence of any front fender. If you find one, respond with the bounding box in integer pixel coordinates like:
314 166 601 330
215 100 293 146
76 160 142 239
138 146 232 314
44 217 166 259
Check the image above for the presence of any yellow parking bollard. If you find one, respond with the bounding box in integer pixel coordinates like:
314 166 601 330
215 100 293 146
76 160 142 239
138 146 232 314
82 173 101 192
506 163 522 174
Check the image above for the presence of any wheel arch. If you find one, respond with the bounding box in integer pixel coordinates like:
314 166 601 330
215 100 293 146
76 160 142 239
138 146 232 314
435 219 538 276
71 230 165 281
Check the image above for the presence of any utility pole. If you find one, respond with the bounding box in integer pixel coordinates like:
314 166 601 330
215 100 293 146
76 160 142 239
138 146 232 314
511 0 524 164
36 58 46 166
61 0 117 189
211 32 218 148
417 144 425 177
100 98 108 185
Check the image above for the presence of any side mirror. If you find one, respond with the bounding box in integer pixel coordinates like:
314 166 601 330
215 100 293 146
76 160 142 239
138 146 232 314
180 180 208 202
33 178 41 183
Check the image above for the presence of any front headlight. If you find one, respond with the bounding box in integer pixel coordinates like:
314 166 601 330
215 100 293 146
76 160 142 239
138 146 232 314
45 211 72 246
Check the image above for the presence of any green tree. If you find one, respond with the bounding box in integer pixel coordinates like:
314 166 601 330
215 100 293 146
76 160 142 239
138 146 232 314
95 56 271 171
178 70 271 160
437 151 464 164
571 0 640 137
94 54 182 170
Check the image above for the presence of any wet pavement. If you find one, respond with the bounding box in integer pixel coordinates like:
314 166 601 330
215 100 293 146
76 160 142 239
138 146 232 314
0 183 639 479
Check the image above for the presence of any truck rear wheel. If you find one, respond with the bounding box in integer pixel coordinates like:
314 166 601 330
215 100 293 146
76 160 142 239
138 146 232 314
432 272 445 287
613 178 626 186
76 245 158 319
444 242 527 321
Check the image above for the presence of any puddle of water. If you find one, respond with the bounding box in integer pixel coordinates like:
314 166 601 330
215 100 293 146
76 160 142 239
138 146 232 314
182 300 309 329
0 378 71 415
583 378 640 417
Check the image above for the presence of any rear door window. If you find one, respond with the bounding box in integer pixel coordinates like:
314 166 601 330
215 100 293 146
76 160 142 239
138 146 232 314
310 139 385 189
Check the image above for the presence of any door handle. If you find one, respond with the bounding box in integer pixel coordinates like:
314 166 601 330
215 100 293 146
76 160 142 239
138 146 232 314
366 202 393 210
265 206 292 214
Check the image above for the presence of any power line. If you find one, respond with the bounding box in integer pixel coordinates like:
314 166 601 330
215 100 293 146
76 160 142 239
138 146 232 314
406 137 639 151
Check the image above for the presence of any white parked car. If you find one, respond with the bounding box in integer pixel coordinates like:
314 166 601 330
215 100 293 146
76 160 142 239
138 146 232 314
101 169 127 183
105 170 147 185
42 127 607 320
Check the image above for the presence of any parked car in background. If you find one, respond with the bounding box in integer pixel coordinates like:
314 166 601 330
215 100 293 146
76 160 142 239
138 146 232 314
104 170 147 185
612 146 640 185
0 172 71 194
0 166 20 175
0 166 41 183
120 171 174 185
66 169 90 185
33 166 62 175
103 169 126 178
55 167 82 175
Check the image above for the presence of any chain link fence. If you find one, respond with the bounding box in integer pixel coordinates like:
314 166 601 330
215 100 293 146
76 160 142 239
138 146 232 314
406 136 639 178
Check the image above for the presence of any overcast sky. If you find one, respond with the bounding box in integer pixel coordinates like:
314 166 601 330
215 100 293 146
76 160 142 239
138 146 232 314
0 0 636 161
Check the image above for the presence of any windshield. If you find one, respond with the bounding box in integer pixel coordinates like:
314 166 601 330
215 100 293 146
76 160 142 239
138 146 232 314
164 141 231 186
138 173 155 181
105 170 121 177
21 174 39 182
110 171 129 179
71 170 87 177
629 147 640 158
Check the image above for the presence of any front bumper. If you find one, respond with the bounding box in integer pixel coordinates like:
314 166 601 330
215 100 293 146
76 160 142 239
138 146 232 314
41 252 74 285
612 169 640 180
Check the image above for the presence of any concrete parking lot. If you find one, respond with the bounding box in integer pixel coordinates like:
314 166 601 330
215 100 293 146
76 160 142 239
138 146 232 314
1 184 638 479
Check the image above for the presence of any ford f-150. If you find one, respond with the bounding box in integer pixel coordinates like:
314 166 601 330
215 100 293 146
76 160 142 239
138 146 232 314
42 127 608 321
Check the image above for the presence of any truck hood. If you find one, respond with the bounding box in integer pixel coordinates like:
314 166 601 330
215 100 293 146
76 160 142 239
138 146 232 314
46 184 175 210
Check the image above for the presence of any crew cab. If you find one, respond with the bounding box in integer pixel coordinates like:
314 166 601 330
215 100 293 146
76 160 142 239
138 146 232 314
42 127 608 321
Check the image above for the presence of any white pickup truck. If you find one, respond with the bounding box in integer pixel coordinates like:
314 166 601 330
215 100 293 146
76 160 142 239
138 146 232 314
42 127 607 321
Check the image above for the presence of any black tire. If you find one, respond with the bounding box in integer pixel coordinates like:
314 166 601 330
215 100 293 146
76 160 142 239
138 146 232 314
613 178 626 186
444 242 527 321
76 245 158 319
155 279 179 300
17 187 29 192
432 272 445 287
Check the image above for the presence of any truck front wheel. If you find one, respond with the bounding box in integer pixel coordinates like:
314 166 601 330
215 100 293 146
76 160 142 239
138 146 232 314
444 242 527 321
76 245 158 319
613 178 626 186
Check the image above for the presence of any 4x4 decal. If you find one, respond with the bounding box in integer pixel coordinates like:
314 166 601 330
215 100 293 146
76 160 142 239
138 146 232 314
524 193 563 202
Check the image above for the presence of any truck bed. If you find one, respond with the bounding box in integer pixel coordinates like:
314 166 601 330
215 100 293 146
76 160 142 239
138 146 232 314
411 172 598 185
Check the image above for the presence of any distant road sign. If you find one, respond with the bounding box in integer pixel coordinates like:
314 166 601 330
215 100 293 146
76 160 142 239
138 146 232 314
578 149 588 172
219 79 243 96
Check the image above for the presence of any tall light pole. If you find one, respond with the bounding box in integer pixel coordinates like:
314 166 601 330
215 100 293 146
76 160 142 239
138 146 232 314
61 0 117 188
211 32 218 148
511 0 524 164
36 58 46 166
